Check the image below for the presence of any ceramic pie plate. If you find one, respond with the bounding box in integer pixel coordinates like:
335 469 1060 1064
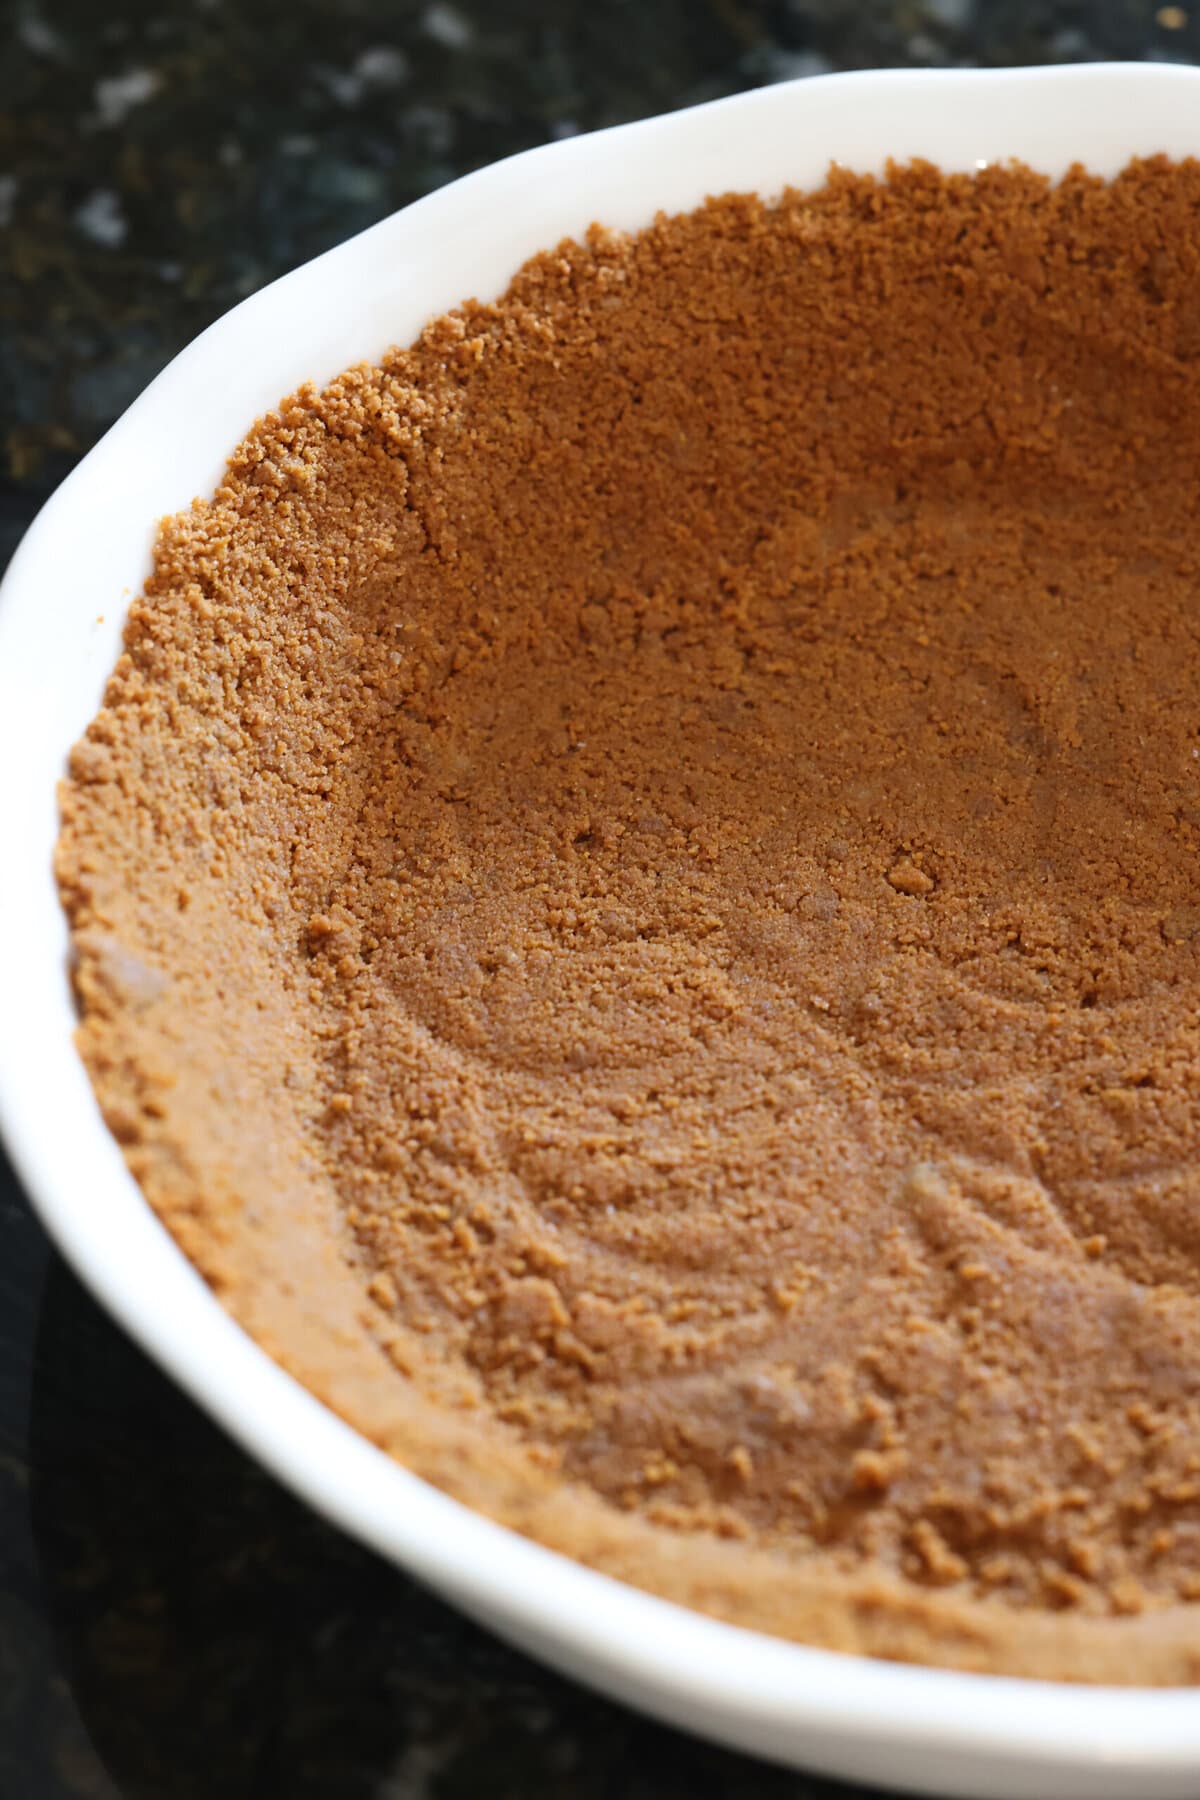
3 63 1200 1800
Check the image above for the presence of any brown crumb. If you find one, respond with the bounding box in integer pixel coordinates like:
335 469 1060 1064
887 858 936 897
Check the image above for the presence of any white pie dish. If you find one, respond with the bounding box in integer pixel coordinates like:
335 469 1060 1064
3 61 1200 1800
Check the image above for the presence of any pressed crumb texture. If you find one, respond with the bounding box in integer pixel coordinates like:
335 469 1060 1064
57 158 1200 1683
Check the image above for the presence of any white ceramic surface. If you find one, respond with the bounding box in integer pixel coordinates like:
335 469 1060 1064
3 63 1200 1800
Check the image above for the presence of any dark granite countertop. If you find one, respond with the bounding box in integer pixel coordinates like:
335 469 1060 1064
4 3 1200 1795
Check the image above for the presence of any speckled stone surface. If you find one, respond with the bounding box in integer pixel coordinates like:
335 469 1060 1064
4 2 1200 1794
